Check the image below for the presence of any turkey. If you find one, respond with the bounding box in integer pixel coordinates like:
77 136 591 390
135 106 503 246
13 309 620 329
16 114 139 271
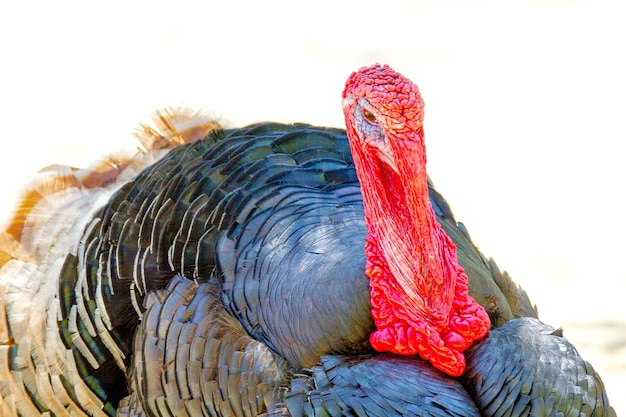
0 64 615 417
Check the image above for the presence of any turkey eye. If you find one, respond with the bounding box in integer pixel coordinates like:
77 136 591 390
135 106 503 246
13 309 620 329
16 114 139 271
362 108 377 124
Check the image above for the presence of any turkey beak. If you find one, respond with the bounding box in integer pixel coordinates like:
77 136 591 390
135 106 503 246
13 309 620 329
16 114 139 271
368 124 399 175
374 142 400 175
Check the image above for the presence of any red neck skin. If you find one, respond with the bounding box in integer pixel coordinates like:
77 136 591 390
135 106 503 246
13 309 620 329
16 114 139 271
343 67 490 377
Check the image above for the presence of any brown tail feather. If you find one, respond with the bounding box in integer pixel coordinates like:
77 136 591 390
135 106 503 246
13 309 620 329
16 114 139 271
134 107 222 151
3 107 222 248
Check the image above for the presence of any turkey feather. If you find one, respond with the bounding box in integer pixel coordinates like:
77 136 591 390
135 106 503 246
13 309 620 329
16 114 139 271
0 92 614 416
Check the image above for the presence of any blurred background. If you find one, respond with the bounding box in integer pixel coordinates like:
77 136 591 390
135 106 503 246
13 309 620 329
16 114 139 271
1 0 624 413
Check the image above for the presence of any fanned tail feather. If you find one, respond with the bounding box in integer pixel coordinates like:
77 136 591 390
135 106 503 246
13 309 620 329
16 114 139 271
133 107 222 152
2 107 222 256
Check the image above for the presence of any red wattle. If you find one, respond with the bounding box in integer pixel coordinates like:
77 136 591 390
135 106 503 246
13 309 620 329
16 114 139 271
366 240 490 377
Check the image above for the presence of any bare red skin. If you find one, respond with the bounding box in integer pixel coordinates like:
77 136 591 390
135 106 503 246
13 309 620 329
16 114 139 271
342 64 490 376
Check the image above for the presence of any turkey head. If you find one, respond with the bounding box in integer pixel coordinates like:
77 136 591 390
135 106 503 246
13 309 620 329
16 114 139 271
342 64 490 376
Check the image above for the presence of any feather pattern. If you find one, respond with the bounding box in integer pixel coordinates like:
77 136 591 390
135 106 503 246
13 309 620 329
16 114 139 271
463 318 614 417
0 107 614 416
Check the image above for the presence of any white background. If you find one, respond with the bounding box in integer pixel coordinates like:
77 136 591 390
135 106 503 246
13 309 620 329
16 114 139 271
1 0 624 413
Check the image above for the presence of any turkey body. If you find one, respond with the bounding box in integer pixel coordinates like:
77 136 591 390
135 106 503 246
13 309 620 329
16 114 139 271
0 122 614 417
